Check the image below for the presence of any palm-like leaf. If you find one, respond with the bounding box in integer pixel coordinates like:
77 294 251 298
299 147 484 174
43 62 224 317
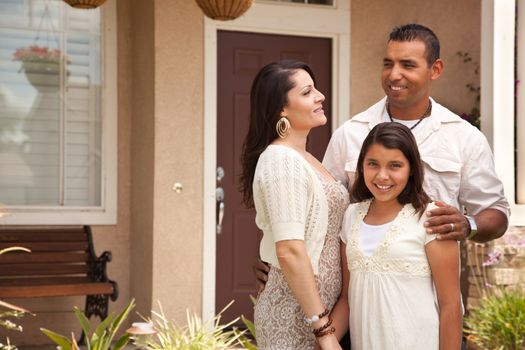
41 328 73 350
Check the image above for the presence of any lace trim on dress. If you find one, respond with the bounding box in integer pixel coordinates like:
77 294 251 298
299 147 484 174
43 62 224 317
346 200 431 276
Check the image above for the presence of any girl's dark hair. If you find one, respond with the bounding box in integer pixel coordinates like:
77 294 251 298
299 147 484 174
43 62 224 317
350 122 431 215
240 60 315 208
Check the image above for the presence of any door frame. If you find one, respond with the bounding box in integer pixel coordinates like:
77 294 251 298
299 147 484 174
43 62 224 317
202 0 351 321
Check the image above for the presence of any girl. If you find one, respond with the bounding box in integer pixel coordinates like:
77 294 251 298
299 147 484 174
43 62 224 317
339 122 462 349
240 60 349 350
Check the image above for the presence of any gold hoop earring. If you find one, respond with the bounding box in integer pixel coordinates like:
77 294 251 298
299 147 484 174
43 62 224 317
276 117 290 138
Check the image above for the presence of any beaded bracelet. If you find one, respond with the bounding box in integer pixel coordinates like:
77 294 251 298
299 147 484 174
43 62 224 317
312 317 333 334
314 326 336 338
304 308 329 325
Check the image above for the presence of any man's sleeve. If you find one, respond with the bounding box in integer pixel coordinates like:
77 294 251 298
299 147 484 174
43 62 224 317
459 133 510 218
322 126 349 188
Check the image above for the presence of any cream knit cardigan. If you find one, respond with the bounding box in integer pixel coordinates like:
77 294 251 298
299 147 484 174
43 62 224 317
253 144 328 275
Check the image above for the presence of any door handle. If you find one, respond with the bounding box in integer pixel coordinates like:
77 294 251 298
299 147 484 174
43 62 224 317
216 187 225 234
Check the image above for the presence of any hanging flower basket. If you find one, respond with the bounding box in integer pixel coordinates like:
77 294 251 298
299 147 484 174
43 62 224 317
13 45 64 91
195 0 253 21
63 0 107 9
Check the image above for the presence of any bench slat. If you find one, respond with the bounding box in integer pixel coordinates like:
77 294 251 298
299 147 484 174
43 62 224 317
0 231 86 242
0 252 89 264
0 242 88 252
0 283 114 298
0 276 92 287
0 263 88 276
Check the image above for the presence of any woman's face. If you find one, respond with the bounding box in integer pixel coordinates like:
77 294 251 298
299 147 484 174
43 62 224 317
363 143 411 206
281 69 326 133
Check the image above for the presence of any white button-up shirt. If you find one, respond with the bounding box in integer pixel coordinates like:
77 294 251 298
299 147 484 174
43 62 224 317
323 97 510 217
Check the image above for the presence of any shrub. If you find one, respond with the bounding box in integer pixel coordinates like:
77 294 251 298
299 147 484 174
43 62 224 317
464 287 525 350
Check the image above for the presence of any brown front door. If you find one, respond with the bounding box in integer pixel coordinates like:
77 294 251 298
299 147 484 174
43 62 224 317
216 30 332 323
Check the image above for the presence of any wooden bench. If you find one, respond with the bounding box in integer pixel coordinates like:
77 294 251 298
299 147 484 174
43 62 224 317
0 225 118 326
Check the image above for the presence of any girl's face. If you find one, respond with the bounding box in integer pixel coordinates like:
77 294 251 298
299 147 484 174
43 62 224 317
363 143 411 205
281 69 326 132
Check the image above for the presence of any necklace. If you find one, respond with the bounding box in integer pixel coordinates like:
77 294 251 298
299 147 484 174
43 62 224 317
386 100 432 130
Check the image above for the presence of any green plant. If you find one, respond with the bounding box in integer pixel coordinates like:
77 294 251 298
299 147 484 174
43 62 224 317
464 287 525 349
41 298 135 350
456 51 481 129
234 295 257 350
236 315 257 350
0 247 32 350
134 300 246 350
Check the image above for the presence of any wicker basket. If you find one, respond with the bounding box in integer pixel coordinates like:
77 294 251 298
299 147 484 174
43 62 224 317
195 0 253 21
63 0 107 9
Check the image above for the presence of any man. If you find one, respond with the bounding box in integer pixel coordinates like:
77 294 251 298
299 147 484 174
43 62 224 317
322 23 509 242
254 23 509 346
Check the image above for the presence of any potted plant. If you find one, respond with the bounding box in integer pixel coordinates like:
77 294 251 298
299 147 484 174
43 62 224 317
12 45 64 90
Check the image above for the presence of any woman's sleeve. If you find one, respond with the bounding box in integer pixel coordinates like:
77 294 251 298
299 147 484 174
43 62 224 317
256 151 310 242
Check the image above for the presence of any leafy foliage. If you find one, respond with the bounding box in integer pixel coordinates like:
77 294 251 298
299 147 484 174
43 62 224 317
0 247 32 350
41 298 135 350
135 300 246 350
464 287 525 350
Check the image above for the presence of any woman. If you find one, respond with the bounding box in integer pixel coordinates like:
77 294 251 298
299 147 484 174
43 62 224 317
240 60 349 349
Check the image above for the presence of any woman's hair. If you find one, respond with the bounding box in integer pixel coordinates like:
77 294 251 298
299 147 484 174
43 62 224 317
350 122 430 215
240 60 315 208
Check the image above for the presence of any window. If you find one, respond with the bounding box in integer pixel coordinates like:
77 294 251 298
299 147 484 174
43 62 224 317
0 0 116 224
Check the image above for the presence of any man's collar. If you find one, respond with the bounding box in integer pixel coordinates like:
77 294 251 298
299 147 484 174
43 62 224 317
352 96 462 126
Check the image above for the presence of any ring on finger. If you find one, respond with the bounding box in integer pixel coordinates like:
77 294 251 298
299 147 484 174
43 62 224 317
449 223 455 232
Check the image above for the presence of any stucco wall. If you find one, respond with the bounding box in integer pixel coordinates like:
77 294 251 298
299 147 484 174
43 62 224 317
149 0 204 322
350 0 481 118
128 0 155 319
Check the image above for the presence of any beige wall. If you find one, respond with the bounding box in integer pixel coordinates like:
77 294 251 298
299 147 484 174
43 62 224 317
149 0 204 321
128 0 155 319
125 0 205 326
350 0 481 118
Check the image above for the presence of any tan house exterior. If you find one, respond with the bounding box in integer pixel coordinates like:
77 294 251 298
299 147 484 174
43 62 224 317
4 0 523 346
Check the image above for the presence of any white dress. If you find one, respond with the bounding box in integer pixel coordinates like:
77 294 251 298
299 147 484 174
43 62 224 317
341 200 440 350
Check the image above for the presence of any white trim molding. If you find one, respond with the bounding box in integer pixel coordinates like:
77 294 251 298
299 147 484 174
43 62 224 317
481 0 525 225
2 0 118 225
202 0 351 321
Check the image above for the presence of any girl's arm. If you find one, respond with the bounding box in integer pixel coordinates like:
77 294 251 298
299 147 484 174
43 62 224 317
276 240 342 350
425 239 463 350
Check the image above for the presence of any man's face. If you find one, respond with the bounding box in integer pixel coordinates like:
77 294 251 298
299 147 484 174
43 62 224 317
381 40 437 111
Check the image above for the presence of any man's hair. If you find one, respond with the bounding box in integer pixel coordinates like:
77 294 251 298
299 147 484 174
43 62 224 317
389 24 440 66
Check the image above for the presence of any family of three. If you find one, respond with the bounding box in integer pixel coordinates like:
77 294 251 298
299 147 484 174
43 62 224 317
239 24 509 349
